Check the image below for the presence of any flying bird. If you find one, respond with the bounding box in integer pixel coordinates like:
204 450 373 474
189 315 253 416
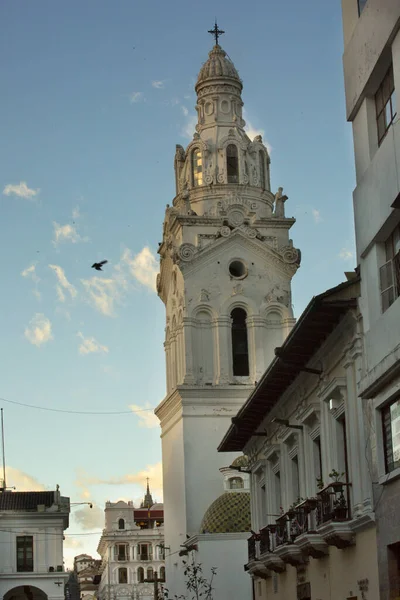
91 260 108 271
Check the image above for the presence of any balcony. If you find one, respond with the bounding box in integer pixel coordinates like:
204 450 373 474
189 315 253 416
316 483 355 549
273 516 305 567
117 555 129 562
258 526 286 573
293 498 329 559
245 536 271 579
140 554 152 561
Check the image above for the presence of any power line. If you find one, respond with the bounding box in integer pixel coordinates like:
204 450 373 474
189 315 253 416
0 397 156 416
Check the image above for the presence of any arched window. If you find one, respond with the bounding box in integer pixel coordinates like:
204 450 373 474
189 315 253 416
229 477 244 489
227 144 239 183
118 518 125 530
192 149 203 187
137 567 144 583
231 308 249 376
160 566 166 581
147 567 154 581
119 568 128 584
259 150 265 189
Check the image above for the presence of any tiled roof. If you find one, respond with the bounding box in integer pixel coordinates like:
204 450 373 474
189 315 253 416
0 491 55 511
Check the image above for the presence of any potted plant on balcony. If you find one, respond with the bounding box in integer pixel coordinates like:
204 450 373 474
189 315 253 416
333 492 348 520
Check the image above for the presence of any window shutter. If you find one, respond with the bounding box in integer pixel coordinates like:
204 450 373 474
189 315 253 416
383 406 394 472
113 545 118 560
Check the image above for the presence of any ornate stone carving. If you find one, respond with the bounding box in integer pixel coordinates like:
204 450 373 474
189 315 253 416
200 289 210 302
280 242 301 265
265 285 290 307
220 226 231 237
178 243 196 262
274 187 288 218
232 284 244 296
228 209 245 227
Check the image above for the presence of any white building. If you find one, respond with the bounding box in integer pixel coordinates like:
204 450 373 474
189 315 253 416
74 554 101 600
155 30 301 598
219 277 380 599
97 486 165 600
0 488 70 600
341 1 400 597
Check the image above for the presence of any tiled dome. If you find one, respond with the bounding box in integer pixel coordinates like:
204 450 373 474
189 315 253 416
230 455 249 469
196 45 242 90
200 492 251 534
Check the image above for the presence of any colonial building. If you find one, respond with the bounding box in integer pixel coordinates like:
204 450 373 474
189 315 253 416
341 1 400 598
155 29 300 599
74 554 101 600
0 488 70 600
219 277 380 600
97 485 165 600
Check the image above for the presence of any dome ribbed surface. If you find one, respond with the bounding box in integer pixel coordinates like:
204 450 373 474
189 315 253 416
230 455 249 469
196 45 241 88
200 492 251 534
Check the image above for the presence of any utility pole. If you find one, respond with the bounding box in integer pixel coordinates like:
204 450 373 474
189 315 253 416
153 573 160 600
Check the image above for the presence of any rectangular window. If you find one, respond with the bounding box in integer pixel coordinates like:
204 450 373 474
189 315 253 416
16 536 33 572
358 0 367 15
274 471 282 514
380 224 400 312
313 437 323 485
375 65 397 145
383 397 400 473
139 543 149 560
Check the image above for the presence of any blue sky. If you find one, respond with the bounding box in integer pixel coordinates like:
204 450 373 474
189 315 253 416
0 0 356 566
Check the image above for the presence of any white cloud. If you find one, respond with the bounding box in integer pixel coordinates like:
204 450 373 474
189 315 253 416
73 503 104 531
121 246 158 292
130 91 144 104
181 105 189 117
3 181 39 200
21 264 41 300
24 313 53 347
243 109 272 154
312 208 322 224
53 222 87 246
81 247 158 316
181 113 197 139
75 462 163 500
129 404 159 428
49 264 77 302
152 80 165 89
339 248 355 261
5 467 46 491
81 276 124 317
77 332 109 355
72 205 81 220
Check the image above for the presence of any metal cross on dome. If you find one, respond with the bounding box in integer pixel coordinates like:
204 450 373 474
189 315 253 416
208 21 225 46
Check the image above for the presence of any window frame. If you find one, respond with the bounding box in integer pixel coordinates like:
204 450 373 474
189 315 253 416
228 476 244 490
191 149 203 187
118 518 125 530
226 144 239 184
118 567 128 584
231 307 250 377
382 396 400 474
16 535 34 572
380 224 400 313
375 65 397 145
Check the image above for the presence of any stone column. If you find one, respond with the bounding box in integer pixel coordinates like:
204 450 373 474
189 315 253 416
182 318 196 384
246 316 266 382
215 316 232 384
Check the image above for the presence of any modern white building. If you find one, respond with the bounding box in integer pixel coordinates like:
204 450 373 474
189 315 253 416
97 486 165 600
0 488 70 600
155 30 301 598
219 277 380 600
341 1 400 597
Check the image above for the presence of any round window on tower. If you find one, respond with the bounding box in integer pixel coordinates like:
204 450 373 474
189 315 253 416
228 259 247 280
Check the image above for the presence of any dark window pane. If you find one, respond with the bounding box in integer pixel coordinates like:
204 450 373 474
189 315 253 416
227 144 239 183
375 88 383 114
231 307 249 376
391 91 397 121
380 261 394 291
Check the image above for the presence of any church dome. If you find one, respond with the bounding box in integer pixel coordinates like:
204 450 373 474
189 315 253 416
195 45 242 91
230 455 249 469
200 492 251 534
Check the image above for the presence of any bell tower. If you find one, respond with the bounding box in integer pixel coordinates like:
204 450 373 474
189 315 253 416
155 30 300 595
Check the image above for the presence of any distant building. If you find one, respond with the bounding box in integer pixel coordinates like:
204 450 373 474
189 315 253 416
97 483 165 600
74 554 101 600
0 488 70 600
341 1 400 598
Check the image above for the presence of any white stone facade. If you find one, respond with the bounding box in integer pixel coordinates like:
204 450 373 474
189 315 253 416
341 2 400 598
97 500 165 600
219 279 380 599
0 490 70 600
155 42 300 598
